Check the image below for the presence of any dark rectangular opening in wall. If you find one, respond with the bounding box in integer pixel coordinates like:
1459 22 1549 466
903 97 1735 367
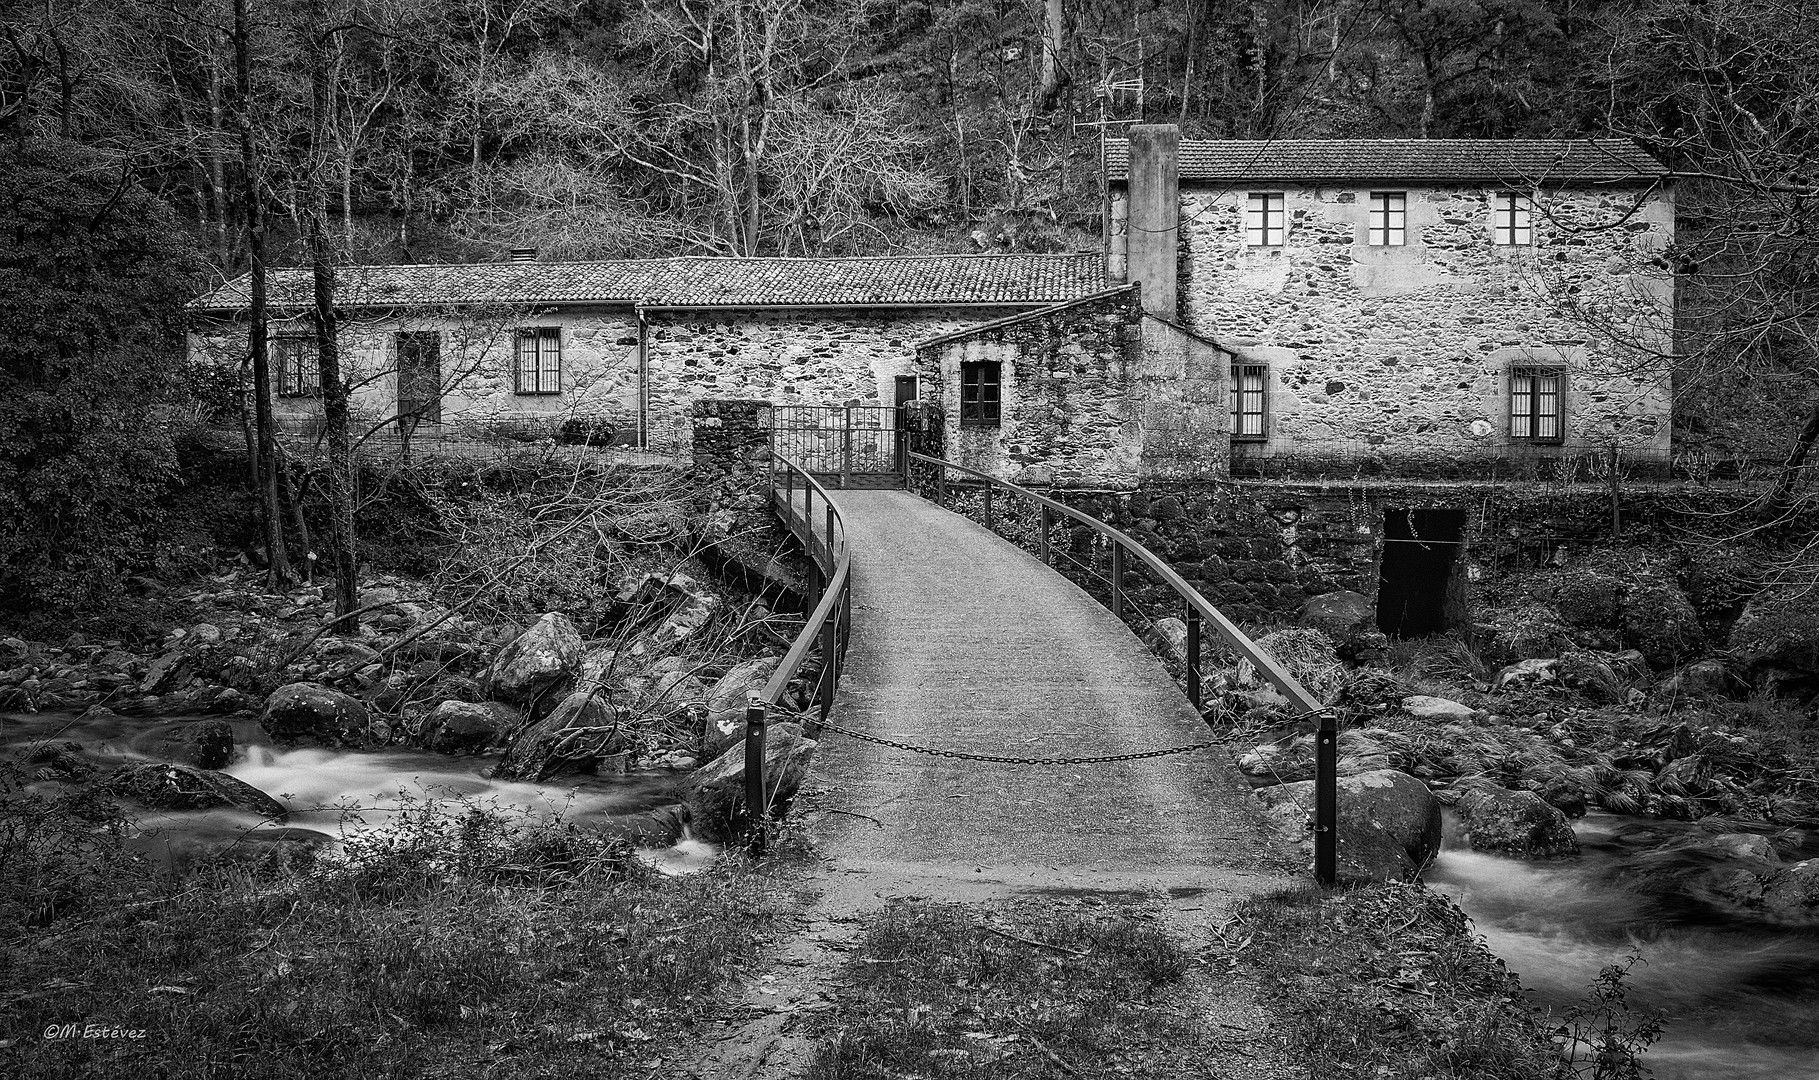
1376 509 1466 638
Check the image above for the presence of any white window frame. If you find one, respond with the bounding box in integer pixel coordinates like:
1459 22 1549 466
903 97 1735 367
1245 192 1286 247
1493 191 1534 245
1368 191 1407 246
1510 367 1565 443
514 327 562 396
1231 363 1267 440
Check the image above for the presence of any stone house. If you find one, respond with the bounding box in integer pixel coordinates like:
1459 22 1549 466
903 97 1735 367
1105 128 1675 476
187 253 1108 446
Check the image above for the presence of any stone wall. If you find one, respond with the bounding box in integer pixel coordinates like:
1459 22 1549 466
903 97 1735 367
645 307 1025 442
1111 181 1675 475
690 398 772 508
189 307 641 437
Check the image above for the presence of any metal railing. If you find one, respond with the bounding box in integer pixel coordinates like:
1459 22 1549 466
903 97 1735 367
742 449 854 853
904 450 1341 886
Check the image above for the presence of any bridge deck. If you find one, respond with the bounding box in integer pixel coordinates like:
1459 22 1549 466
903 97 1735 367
807 488 1294 893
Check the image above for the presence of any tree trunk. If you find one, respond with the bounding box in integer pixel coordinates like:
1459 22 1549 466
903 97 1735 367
307 0 358 620
207 50 229 266
234 0 293 589
1766 397 1819 523
1037 0 1066 110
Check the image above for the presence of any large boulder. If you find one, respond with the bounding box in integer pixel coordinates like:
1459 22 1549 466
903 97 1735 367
1728 591 1819 699
420 700 506 755
490 688 625 781
1252 769 1441 883
1621 581 1706 668
1761 860 1819 923
683 721 817 842
1656 659 1748 701
260 682 369 745
702 657 780 756
1455 783 1579 858
1298 590 1375 638
1473 604 1576 667
102 762 287 818
1557 649 1625 705
148 719 235 770
484 612 582 706
1401 695 1480 721
1552 570 1626 636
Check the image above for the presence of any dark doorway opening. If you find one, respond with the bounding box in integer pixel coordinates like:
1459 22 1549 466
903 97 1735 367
1376 509 1466 638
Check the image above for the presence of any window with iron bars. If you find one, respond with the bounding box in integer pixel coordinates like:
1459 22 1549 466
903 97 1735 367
514 327 562 395
1245 192 1286 246
1231 363 1267 440
1509 367 1564 442
274 333 319 397
1369 191 1407 246
959 361 1001 426
1493 191 1534 245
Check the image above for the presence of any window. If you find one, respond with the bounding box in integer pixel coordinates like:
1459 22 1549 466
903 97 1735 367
1368 191 1407 246
1245 192 1286 246
1510 368 1564 442
514 327 562 395
959 361 1000 426
1493 191 1534 245
273 334 318 397
1231 363 1267 440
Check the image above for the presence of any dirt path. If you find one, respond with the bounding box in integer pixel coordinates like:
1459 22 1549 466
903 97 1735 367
676 490 1301 1078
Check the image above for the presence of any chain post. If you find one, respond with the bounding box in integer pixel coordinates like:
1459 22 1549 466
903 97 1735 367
1315 709 1337 886
1185 603 1202 709
744 696 768 855
1110 543 1125 619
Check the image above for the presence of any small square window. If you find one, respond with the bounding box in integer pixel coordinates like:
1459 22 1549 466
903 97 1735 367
1245 192 1286 246
273 334 319 397
514 327 562 395
1493 192 1534 245
1231 363 1267 440
1510 367 1564 443
1369 191 1407 246
959 361 1000 426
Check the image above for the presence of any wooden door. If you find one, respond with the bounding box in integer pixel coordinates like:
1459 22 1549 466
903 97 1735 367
396 331 442 427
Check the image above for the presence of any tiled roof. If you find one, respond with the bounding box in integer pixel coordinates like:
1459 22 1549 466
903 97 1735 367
189 253 1109 314
1106 138 1668 184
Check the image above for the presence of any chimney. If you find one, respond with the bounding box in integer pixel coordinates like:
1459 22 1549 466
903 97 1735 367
1125 124 1179 321
508 247 539 263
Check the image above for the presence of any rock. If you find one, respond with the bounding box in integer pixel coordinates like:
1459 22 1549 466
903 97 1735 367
183 623 224 647
1622 581 1706 667
421 700 505 755
358 586 402 610
316 639 381 669
1601 649 1650 685
1455 783 1580 858
1297 590 1375 638
137 650 195 695
1401 695 1480 721
260 682 369 746
1011 464 1053 486
102 762 286 818
1760 860 1819 923
617 573 720 651
1491 657 1557 690
1728 591 1819 699
702 657 780 757
153 719 236 769
683 721 817 842
1552 570 1626 633
1148 617 1189 664
1557 649 1624 705
491 688 624 780
598 804 692 847
1238 730 1388 782
1656 659 1747 701
1252 769 1442 882
1705 833 1780 863
1473 604 1576 667
1237 627 1343 703
484 612 582 707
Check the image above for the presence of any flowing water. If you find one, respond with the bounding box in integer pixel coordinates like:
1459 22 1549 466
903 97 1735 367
1427 813 1819 1078
1 711 719 876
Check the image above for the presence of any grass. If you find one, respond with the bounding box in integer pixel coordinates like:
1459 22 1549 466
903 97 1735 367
0 774 792 1079
805 898 1209 1079
1235 882 1570 1080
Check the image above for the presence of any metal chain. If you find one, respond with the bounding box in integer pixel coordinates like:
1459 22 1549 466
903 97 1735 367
810 717 1222 766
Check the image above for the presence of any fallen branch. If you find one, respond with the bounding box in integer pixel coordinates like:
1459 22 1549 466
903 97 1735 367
1024 1032 1078 1074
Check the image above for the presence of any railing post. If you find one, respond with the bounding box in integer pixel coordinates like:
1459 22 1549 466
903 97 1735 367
1185 603 1202 709
744 696 768 854
841 405 853 490
1315 711 1337 886
825 505 836 571
983 484 994 531
1039 504 1051 564
937 466 947 506
804 472 814 529
1111 543 1125 619
818 598 837 720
